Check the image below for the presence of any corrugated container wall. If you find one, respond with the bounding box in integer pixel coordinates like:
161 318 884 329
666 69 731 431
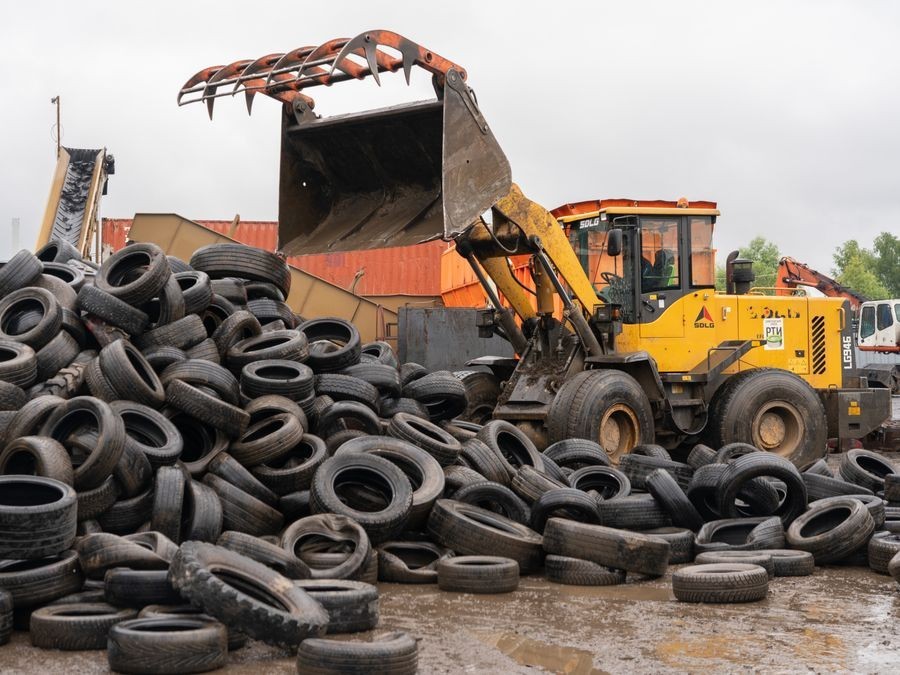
102 219 446 297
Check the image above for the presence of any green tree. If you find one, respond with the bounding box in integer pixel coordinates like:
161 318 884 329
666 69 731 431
872 232 900 297
832 234 896 300
836 255 889 300
739 236 780 288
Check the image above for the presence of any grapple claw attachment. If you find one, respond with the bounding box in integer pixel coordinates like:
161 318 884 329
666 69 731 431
179 30 508 253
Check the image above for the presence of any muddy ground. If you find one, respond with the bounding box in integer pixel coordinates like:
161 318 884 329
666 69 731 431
3 405 898 674
1 565 898 674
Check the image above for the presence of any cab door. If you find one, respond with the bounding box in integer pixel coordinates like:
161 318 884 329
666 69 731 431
638 217 685 339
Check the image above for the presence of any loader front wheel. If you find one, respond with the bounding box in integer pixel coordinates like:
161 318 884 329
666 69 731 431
547 370 655 463
707 368 826 467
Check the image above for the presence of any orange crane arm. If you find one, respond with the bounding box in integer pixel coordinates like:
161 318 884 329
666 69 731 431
775 257 867 312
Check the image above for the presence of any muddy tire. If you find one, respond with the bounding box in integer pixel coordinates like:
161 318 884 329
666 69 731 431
694 550 775 577
296 632 418 675
203 474 283 537
686 444 717 469
453 481 531 525
107 617 228 674
596 494 671 530
0 550 83 607
547 370 654 462
30 603 138 650
299 318 361 373
839 449 897 492
672 563 769 603
785 497 874 564
427 499 544 573
294 579 379 633
168 541 328 648
715 452 807 525
251 434 327 496
454 371 501 424
0 476 77 559
376 542 449 584
754 549 815 576
334 436 445 531
459 438 508 484
706 368 826 467
543 438 611 470
543 519 669 577
0 436 73 486
694 516 785 554
216 531 309 579
868 533 900 574
310 454 412 543
476 420 545 477
104 569 182 608
281 514 371 581
0 340 37 388
646 468 704 532
96 243 171 306
640 527 695 564
388 413 462 467
618 454 693 492
0 590 11 645
569 465 631 500
437 556 519 593
544 555 626 586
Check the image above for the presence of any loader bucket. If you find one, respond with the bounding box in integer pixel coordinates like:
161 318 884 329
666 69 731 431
178 31 511 254
278 92 510 255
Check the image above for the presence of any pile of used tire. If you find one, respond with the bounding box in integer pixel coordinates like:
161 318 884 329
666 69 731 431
1 240 900 672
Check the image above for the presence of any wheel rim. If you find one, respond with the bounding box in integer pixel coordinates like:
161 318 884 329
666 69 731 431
751 400 803 456
598 403 640 462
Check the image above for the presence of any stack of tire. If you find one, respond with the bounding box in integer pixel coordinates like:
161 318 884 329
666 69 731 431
0 240 899 673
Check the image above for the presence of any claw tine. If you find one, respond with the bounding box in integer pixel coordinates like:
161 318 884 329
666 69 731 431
364 39 381 85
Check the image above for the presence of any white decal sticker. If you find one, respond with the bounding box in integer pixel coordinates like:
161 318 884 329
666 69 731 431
764 317 784 350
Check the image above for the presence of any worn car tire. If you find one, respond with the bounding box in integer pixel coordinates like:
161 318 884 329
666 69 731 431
310 454 412 543
543 519 669 577
296 632 418 675
786 497 875 564
0 476 77 559
672 563 769 603
437 556 519 593
427 499 544 573
107 616 227 674
168 541 327 648
294 579 379 633
544 554 626 586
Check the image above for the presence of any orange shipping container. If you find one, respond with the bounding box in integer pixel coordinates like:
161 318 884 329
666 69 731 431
102 218 446 298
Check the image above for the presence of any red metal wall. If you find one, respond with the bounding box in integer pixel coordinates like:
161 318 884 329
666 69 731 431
102 218 445 297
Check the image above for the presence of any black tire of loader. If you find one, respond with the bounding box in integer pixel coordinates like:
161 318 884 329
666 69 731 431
705 368 826 467
546 370 655 462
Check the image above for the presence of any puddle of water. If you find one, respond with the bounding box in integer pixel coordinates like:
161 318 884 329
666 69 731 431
475 631 609 675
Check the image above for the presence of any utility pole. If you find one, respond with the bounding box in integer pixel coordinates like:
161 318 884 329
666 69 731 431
50 96 60 156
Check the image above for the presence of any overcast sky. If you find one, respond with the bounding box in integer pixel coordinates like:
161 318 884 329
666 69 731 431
3 1 898 272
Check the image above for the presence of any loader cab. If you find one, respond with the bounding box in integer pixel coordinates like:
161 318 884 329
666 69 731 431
560 200 718 324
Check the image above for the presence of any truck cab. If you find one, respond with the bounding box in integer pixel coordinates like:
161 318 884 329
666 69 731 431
858 299 900 354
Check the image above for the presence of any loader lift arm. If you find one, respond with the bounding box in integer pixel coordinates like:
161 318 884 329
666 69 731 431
180 30 609 356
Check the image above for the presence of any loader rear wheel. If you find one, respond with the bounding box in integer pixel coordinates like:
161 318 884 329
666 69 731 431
547 370 654 463
707 368 826 467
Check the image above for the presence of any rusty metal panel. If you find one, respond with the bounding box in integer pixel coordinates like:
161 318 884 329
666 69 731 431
398 307 514 372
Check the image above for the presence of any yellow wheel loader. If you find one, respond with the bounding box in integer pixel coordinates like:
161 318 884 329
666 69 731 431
179 30 891 464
